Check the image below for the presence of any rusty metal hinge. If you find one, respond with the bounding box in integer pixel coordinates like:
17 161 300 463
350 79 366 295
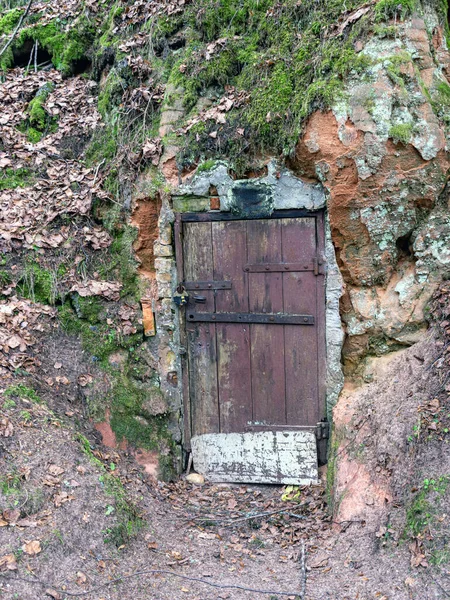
316 421 330 441
313 255 326 276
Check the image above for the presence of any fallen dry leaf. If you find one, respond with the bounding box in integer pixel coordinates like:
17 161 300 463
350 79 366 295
22 540 42 556
0 554 17 571
3 508 20 524
48 464 65 476
0 418 14 437
54 491 75 507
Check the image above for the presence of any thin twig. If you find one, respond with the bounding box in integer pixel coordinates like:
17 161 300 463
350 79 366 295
300 539 307 598
92 158 106 186
425 572 450 598
33 39 37 72
184 506 307 524
0 570 305 598
0 0 34 60
25 40 34 73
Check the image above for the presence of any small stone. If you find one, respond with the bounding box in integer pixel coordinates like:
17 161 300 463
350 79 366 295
186 473 205 485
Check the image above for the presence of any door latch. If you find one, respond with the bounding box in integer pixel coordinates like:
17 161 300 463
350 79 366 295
193 295 206 304
173 284 189 306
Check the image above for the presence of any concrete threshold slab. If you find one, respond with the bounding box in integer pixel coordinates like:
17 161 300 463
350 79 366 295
191 430 318 485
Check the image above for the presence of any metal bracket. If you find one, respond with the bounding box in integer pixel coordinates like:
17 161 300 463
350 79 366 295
184 281 231 290
186 312 315 325
244 263 313 273
315 421 330 441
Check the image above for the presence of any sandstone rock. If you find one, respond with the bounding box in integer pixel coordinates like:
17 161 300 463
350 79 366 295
186 472 205 485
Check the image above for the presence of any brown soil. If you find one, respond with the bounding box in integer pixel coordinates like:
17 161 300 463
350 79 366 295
2 324 450 600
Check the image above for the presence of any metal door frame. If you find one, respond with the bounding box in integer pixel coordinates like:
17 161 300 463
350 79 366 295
174 209 326 452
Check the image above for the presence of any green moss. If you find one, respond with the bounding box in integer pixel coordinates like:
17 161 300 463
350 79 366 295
101 473 144 547
97 70 124 117
1 16 94 73
76 434 143 546
97 1 125 50
0 167 34 190
17 260 61 305
85 124 118 166
389 123 413 145
375 0 417 20
4 384 42 403
196 159 218 173
0 7 22 35
373 24 398 38
109 375 170 451
326 425 340 511
157 452 178 482
103 226 140 299
26 127 44 143
173 0 372 165
71 295 103 323
0 270 12 287
16 83 58 141
437 80 450 106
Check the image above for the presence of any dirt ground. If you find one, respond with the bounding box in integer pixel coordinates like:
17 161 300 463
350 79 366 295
1 369 449 600
2 291 450 600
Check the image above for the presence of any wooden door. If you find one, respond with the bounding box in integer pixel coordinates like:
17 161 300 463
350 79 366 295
177 211 326 483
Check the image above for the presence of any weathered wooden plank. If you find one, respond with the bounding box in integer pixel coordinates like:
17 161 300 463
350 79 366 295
281 218 319 426
212 221 252 432
183 222 215 313
216 323 252 433
176 215 192 450
183 222 219 436
212 221 248 313
250 323 286 425
191 431 318 484
247 219 286 425
247 219 283 313
187 324 219 435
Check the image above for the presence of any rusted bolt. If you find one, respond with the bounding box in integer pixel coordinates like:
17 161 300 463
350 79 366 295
212 315 216 320
265 266 270 271
304 265 308 269
244 267 249 272
285 266 289 270
269 316 274 321
208 283 212 288
195 284 199 288
303 317 308 322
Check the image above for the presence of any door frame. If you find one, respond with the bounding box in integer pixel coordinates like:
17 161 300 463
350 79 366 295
174 209 327 452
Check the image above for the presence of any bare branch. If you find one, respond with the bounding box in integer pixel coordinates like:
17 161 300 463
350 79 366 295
1 570 305 598
0 0 34 62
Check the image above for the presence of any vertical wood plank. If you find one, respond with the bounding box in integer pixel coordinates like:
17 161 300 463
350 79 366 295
183 222 219 435
183 222 215 313
216 323 252 432
212 221 248 313
213 221 252 432
282 218 319 425
247 220 286 425
315 211 327 427
187 324 219 435
176 216 192 450
247 220 283 313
